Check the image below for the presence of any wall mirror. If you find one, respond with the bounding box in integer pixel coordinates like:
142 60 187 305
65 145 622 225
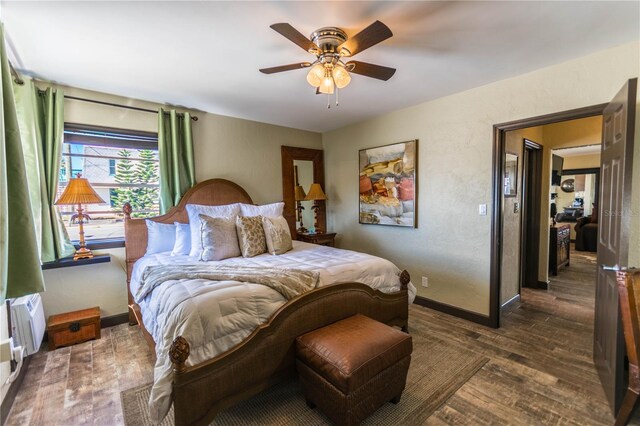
504 152 518 197
281 146 325 237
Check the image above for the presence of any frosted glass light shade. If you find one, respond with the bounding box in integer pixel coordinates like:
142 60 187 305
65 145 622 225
332 65 351 89
319 74 335 94
306 63 325 87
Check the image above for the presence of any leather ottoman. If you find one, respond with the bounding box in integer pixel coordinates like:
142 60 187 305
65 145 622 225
295 314 412 426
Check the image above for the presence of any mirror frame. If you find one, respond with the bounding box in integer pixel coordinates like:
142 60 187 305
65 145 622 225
281 146 325 237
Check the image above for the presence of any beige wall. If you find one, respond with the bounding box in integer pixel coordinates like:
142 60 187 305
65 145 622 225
563 153 601 169
37 85 321 319
191 114 321 205
323 41 639 315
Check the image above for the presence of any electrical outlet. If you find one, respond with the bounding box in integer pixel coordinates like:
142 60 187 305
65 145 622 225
421 276 429 288
479 204 487 216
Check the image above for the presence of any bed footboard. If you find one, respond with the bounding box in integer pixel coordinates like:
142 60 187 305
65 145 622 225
169 274 410 426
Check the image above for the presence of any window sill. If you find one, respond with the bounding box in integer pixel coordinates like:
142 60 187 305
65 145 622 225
73 238 125 250
42 254 111 270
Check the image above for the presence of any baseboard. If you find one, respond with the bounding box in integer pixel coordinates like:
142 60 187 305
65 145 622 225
413 296 491 327
100 312 130 329
524 280 549 290
0 355 31 425
501 294 521 310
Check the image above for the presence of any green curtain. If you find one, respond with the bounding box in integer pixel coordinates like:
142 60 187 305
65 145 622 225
158 108 195 213
1 23 46 300
13 81 75 262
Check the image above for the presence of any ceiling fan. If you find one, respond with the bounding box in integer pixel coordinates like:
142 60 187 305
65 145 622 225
259 21 396 106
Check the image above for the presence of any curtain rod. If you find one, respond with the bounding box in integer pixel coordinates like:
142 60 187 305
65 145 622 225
8 60 24 85
64 95 198 121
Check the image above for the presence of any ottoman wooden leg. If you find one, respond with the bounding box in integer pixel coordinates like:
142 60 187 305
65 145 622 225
390 392 403 404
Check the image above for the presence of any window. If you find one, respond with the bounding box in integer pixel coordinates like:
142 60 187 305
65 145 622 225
59 123 159 243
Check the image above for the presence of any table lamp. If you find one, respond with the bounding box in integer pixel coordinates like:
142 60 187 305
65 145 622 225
55 174 105 260
304 183 327 234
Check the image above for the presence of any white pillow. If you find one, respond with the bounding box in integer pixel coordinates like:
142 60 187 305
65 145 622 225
240 202 284 218
146 220 176 255
186 203 241 257
199 215 241 261
171 222 191 256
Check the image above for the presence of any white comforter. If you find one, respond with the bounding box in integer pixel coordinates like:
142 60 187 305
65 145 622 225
131 241 416 422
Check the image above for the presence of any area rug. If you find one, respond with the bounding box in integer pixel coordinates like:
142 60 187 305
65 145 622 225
121 331 488 425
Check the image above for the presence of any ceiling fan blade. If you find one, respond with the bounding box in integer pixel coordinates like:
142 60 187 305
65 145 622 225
338 21 392 57
259 62 312 74
270 23 320 54
346 61 396 81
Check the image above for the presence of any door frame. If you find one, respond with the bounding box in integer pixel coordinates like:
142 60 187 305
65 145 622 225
519 139 543 292
489 103 607 328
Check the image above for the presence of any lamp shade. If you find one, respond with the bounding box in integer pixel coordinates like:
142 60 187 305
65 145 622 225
304 183 327 201
294 185 307 201
55 176 105 205
306 63 325 88
332 64 351 89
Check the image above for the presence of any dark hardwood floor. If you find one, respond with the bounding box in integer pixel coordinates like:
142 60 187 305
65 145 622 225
6 248 630 425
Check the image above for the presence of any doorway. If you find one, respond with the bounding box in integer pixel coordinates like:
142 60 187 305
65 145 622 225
491 77 638 418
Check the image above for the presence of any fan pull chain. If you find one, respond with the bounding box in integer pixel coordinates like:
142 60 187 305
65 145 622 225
327 94 330 109
336 87 339 107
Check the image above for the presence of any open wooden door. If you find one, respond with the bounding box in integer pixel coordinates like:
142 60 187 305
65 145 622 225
594 78 637 415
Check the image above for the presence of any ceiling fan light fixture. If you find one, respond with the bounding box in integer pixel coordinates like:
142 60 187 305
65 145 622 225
332 64 351 89
306 63 325 87
263 21 395 104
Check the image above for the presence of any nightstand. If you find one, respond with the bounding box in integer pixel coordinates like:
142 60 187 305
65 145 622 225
297 232 337 247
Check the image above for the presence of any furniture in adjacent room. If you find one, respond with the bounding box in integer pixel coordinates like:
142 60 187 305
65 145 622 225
549 224 571 276
297 232 336 247
613 269 640 426
296 314 412 426
123 178 411 426
575 216 598 252
281 146 325 238
47 306 101 350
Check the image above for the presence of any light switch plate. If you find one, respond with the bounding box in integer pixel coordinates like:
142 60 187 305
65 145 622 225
421 276 429 288
479 204 487 216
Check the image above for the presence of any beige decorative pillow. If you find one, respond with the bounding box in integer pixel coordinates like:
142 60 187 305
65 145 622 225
199 215 241 261
236 216 267 258
262 216 293 255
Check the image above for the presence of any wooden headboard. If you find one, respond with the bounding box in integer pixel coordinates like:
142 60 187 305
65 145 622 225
123 179 253 319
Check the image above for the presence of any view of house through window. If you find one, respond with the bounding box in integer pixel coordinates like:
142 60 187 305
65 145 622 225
59 124 159 242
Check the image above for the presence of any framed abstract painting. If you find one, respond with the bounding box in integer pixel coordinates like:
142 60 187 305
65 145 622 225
358 140 417 227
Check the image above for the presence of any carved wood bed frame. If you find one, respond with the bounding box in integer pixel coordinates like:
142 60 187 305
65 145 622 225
123 178 410 426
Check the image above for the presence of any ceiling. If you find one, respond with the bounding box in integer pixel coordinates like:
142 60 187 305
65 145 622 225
2 1 638 132
553 144 602 158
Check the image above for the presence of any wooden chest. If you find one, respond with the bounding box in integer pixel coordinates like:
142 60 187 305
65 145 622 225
549 225 571 276
47 307 101 350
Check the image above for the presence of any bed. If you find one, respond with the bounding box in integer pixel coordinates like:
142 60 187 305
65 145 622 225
123 178 415 425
